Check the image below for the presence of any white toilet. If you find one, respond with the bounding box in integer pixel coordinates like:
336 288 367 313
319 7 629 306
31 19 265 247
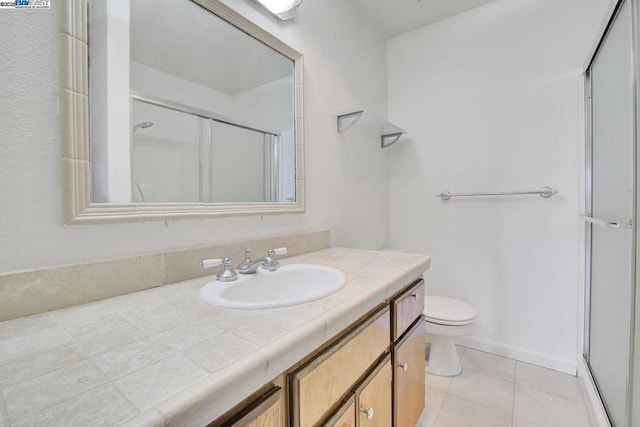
424 295 477 376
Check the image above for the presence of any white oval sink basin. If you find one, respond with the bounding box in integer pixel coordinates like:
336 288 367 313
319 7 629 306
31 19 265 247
198 264 346 310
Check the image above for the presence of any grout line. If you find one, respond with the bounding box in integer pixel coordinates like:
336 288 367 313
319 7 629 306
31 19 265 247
442 393 513 419
437 349 587 427
512 361 519 426
431 392 445 427
511 380 516 426
0 390 9 426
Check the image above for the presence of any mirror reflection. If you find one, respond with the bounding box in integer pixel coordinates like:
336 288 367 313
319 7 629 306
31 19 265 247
89 0 296 204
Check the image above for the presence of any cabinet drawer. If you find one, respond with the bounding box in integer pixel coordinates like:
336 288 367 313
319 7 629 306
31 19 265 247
356 355 392 427
393 317 426 427
290 305 390 427
210 386 283 427
392 280 425 341
321 394 355 427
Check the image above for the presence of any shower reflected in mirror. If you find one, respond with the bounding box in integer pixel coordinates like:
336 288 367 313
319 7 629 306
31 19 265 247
131 122 154 202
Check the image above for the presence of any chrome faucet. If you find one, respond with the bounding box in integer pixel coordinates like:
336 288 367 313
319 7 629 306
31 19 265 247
200 257 238 282
238 247 287 274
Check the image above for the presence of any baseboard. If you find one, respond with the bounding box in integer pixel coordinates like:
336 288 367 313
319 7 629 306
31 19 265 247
577 358 611 427
456 335 577 375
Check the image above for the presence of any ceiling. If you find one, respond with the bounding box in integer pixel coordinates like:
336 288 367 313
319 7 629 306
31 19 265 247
130 0 293 95
129 0 498 93
348 0 499 38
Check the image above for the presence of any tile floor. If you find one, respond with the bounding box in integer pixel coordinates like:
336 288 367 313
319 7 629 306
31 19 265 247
417 347 591 427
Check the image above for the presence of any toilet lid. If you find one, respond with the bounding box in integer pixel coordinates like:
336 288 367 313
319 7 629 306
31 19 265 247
424 296 476 325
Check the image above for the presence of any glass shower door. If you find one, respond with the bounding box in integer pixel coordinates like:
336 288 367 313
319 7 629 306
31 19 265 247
586 1 635 426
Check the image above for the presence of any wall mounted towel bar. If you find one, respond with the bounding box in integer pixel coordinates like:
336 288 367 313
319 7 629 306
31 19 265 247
436 186 558 201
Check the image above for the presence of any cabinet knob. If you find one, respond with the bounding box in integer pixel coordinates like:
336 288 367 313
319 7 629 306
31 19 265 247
410 293 418 299
361 407 374 420
398 362 409 372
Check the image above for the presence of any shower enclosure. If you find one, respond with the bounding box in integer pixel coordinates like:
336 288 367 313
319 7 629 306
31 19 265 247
583 0 639 426
130 96 283 204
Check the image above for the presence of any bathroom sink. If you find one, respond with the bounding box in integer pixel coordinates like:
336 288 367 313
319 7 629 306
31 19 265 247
198 264 346 309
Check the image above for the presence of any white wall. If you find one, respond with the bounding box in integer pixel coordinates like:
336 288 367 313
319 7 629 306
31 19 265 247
89 0 132 203
0 0 389 273
387 0 610 373
130 61 234 117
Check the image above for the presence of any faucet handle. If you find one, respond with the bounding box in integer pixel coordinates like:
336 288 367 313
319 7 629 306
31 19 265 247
237 247 253 270
262 247 287 272
201 258 238 282
201 258 223 269
217 258 238 282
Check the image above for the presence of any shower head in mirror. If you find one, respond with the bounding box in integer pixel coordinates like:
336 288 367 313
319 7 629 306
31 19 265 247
132 122 154 133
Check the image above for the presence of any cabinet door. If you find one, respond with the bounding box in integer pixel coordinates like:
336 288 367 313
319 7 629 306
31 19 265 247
392 280 424 341
247 395 283 427
212 387 283 427
290 305 390 427
393 317 425 427
321 394 355 427
356 356 392 427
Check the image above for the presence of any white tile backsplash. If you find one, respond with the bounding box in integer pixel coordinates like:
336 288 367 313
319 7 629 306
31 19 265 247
0 230 331 322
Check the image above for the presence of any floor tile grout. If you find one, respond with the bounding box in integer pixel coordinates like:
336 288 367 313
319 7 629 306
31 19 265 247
422 346 589 427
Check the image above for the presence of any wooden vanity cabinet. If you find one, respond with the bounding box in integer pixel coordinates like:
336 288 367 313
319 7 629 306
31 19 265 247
355 356 393 427
393 317 426 427
391 279 426 427
320 394 356 427
289 305 390 427
391 279 425 341
209 385 284 427
211 279 426 427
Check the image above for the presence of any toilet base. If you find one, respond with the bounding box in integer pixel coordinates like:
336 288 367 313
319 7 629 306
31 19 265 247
426 333 461 376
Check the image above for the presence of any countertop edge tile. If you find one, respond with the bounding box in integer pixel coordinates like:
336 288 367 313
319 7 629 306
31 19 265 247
118 409 166 427
158 352 269 427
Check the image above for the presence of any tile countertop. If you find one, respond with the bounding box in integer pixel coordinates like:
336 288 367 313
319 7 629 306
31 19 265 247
0 248 431 427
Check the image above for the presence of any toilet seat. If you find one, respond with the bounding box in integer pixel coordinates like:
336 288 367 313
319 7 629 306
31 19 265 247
425 296 476 326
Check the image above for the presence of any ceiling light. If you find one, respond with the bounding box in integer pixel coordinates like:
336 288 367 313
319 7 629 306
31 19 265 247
255 0 303 20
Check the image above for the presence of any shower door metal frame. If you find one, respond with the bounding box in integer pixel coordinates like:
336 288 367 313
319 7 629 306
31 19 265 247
583 0 639 425
130 93 282 204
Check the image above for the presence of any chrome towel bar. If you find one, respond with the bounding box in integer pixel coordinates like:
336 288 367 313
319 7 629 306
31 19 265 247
436 186 558 201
